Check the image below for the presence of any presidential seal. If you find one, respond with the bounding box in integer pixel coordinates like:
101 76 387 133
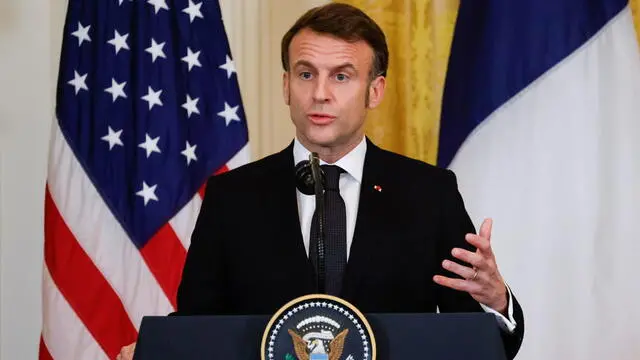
261 294 376 360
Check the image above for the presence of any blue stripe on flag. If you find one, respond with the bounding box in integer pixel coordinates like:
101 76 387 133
438 0 628 167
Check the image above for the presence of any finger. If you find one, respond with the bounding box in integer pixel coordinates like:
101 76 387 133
479 218 493 242
465 234 493 256
451 248 483 268
442 259 476 280
433 275 482 293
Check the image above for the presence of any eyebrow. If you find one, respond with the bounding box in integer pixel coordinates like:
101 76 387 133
292 60 357 73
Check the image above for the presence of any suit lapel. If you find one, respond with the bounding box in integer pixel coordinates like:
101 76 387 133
265 143 317 290
342 139 390 298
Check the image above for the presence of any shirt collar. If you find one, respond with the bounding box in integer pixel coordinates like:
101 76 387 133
293 136 366 184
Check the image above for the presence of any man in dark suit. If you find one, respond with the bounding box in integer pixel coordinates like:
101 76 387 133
119 3 524 359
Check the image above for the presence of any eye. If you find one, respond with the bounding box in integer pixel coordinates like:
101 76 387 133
335 73 349 82
299 71 313 80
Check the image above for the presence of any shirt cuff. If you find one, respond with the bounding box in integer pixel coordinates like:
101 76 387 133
479 283 517 333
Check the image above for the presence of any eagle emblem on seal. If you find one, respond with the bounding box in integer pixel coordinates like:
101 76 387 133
288 328 349 360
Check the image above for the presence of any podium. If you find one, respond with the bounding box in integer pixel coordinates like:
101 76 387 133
133 312 508 359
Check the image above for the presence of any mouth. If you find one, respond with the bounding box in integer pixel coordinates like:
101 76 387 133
307 112 336 125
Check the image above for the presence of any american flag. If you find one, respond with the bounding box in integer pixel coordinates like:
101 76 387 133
41 1 250 358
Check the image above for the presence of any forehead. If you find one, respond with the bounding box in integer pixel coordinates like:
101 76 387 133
289 28 373 70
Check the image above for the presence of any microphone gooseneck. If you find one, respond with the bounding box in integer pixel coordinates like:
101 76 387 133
309 152 326 294
293 153 326 294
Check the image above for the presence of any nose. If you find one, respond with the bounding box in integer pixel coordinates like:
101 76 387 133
312 77 330 103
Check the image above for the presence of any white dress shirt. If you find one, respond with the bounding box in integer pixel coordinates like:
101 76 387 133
292 136 517 332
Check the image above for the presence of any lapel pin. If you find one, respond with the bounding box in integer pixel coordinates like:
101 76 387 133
373 185 382 192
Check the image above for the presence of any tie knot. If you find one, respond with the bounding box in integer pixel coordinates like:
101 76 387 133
322 165 343 191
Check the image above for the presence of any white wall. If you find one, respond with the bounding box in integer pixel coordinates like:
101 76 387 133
0 0 56 358
0 0 326 358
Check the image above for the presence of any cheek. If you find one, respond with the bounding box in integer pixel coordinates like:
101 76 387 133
290 83 311 107
288 94 309 126
338 83 367 104
290 94 307 115
339 89 367 118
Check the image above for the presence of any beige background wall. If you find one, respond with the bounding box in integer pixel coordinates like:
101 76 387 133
0 1 326 358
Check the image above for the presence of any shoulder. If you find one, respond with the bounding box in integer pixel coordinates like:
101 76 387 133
368 140 457 187
202 145 291 193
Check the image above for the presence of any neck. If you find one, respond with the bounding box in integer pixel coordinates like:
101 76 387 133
297 135 363 164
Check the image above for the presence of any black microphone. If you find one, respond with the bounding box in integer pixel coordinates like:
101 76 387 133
294 153 326 294
294 153 326 193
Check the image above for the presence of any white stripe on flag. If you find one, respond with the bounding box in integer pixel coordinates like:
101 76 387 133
168 195 202 250
41 264 109 360
227 143 251 170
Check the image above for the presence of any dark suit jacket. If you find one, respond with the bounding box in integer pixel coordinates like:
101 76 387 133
175 138 524 358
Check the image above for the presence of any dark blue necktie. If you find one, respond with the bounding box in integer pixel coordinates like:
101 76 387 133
310 165 347 296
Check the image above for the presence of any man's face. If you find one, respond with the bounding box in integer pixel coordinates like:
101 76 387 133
283 28 385 152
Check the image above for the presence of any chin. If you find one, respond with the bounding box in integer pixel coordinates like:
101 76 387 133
304 132 341 148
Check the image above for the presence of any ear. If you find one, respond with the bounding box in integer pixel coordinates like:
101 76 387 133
282 71 290 106
367 75 386 109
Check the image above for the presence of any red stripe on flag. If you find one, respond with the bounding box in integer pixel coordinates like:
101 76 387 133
198 183 207 199
44 188 138 358
140 224 187 309
39 336 53 360
214 165 229 176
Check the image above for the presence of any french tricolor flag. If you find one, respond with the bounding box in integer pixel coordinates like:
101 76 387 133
440 0 640 359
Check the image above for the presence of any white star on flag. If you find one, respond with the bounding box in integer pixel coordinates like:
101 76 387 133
107 30 130 54
101 126 123 150
136 181 158 206
217 102 241 125
181 47 202 71
181 141 198 165
141 86 163 110
71 22 91 46
68 70 88 94
182 0 204 23
145 38 167 63
147 0 169 14
182 95 200 118
138 133 161 158
105 78 127 102
219 55 236 79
